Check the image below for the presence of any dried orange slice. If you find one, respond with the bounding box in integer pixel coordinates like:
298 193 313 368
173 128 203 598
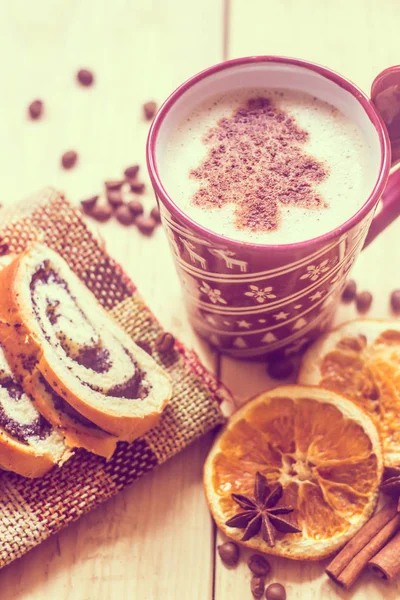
204 385 382 560
299 319 400 467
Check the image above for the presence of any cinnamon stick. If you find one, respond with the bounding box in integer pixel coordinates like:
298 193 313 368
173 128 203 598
369 529 400 581
326 504 400 589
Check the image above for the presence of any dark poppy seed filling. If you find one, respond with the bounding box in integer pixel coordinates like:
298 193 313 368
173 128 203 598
0 373 52 445
29 261 150 400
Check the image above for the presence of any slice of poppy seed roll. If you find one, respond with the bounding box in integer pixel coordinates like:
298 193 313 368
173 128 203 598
0 243 172 441
0 343 71 478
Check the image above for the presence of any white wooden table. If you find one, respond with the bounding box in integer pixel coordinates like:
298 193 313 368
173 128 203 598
0 1 400 598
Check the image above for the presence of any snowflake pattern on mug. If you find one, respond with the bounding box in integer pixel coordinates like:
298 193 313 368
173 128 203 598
299 259 330 282
244 285 277 304
199 281 227 305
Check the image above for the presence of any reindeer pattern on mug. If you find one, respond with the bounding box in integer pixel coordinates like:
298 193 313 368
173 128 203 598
161 210 373 357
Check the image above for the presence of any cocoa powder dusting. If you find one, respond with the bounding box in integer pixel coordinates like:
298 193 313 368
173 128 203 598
190 96 329 233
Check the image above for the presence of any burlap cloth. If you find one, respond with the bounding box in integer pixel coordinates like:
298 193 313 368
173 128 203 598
0 188 226 569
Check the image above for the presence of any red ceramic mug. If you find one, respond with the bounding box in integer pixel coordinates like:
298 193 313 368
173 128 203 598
147 56 400 359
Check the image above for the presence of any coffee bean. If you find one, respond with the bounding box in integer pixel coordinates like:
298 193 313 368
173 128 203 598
124 165 140 180
391 290 400 313
150 206 161 223
356 291 373 313
217 542 239 567
135 340 152 356
267 358 294 380
341 279 357 302
130 182 145 194
136 215 156 236
251 575 265 598
28 99 43 120
143 101 157 120
81 195 98 214
105 180 125 191
77 69 94 86
61 150 78 169
155 332 175 353
90 204 112 222
128 200 144 217
0 242 9 256
265 583 286 600
248 554 271 577
107 190 124 209
115 204 135 226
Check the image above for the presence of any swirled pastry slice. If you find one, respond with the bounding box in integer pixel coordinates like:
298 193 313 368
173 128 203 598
0 344 71 478
0 244 172 441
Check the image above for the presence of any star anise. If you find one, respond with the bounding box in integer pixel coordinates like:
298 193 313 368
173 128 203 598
380 466 400 511
225 472 301 546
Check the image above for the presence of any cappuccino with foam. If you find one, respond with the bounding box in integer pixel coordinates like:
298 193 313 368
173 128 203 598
162 89 375 245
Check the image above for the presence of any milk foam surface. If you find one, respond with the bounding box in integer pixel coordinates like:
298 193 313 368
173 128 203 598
163 89 376 245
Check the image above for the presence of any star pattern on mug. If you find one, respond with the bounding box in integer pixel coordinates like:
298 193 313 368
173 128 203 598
237 320 251 329
309 290 324 301
273 311 289 321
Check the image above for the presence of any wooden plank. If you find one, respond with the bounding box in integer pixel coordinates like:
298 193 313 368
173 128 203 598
0 0 223 598
216 1 400 598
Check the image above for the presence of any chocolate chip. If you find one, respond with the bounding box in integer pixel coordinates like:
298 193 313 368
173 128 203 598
341 279 357 302
90 204 112 222
356 291 373 313
107 190 124 209
150 206 161 223
61 150 78 169
155 332 175 353
136 215 156 236
77 69 94 86
81 195 98 214
251 575 265 598
128 200 144 216
217 542 239 567
391 290 400 313
130 182 145 194
135 340 152 356
28 99 43 120
143 101 157 120
105 180 125 191
265 583 286 600
267 358 294 380
124 165 140 180
115 204 135 226
248 554 271 577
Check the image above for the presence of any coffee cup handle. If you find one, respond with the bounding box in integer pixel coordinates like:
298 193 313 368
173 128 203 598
364 66 400 248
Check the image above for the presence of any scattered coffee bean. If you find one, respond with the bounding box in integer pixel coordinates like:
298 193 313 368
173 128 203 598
81 195 98 214
155 332 175 353
150 206 161 223
136 215 156 236
267 358 294 380
135 340 152 356
265 583 286 600
217 541 239 567
356 291 373 313
107 190 124 209
143 101 157 120
90 204 112 223
341 279 357 302
0 242 9 255
77 69 94 86
115 204 135 226
128 200 144 217
248 554 271 577
105 179 125 191
124 164 140 180
391 290 400 313
28 99 43 120
61 150 78 169
130 182 145 194
251 575 265 598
